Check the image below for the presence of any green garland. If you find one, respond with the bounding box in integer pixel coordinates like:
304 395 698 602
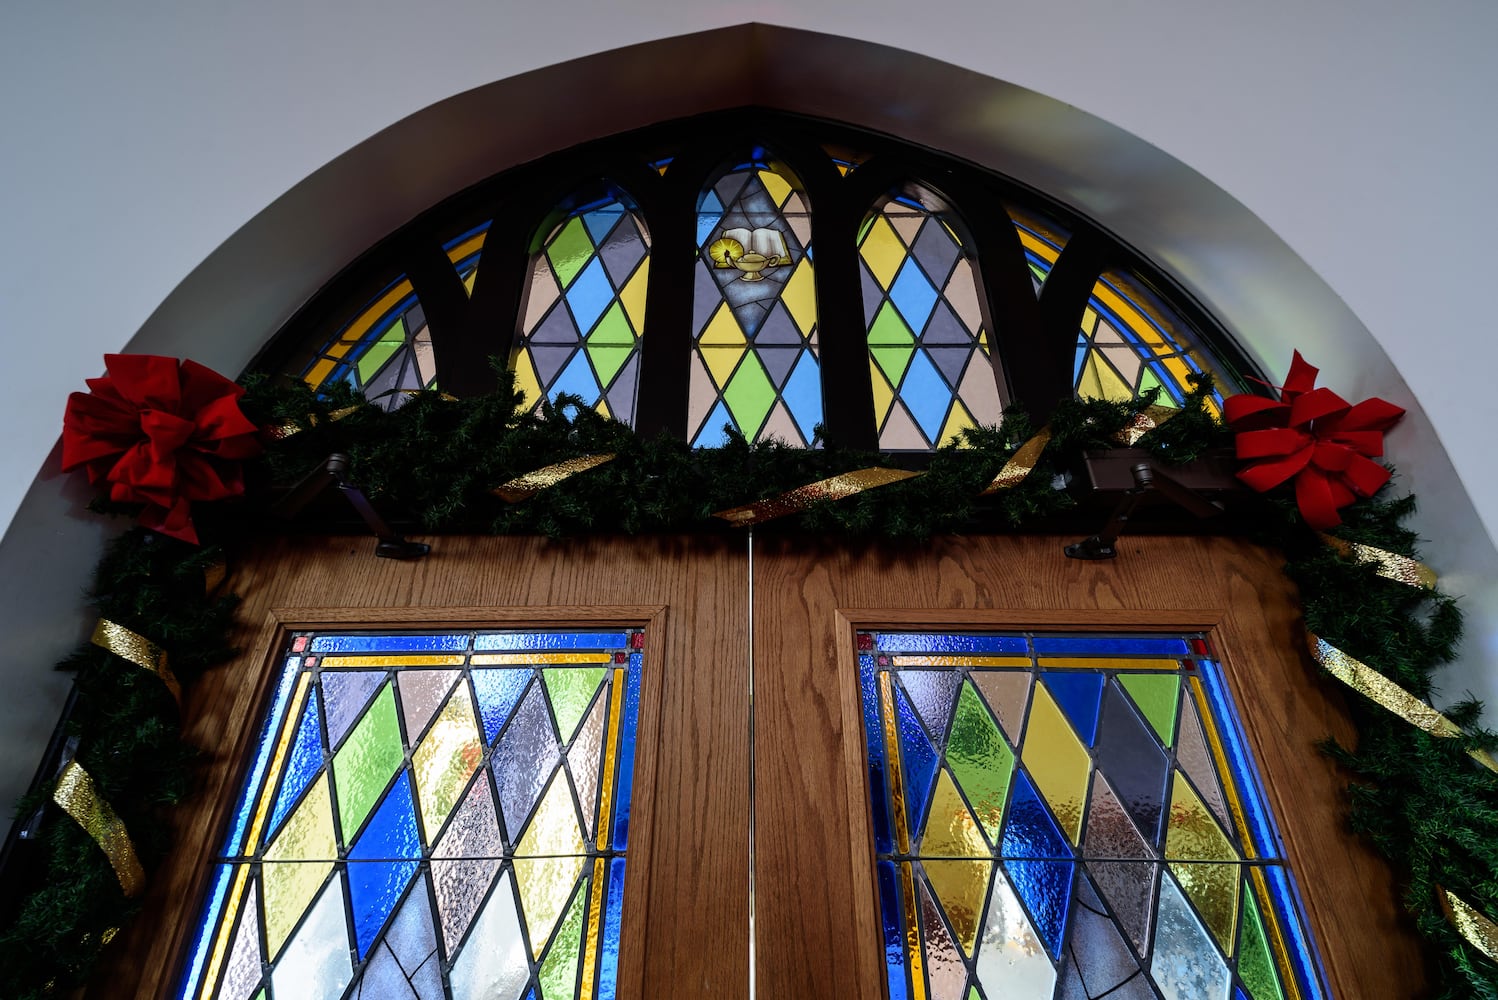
1 371 1494 998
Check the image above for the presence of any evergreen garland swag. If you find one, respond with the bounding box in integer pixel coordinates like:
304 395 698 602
1 369 1495 998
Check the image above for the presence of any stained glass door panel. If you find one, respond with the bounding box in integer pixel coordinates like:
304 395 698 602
180 628 646 1000
856 630 1325 1000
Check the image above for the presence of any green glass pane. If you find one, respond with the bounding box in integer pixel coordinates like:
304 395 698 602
586 302 635 387
547 217 593 289
539 877 588 1000
543 667 607 743
357 318 406 384
723 353 776 440
332 684 404 842
1118 674 1180 747
944 681 1013 845
868 301 915 385
1138 367 1177 407
1238 891 1286 1000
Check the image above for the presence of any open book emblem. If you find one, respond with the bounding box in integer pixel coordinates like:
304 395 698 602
707 227 791 281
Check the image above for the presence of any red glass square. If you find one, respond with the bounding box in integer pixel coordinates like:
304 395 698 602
291 636 308 652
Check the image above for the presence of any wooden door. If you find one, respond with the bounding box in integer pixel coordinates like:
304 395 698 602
97 533 1423 999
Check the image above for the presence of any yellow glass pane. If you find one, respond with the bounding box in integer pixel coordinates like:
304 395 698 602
578 857 607 999
781 258 817 337
595 667 626 850
1016 228 1060 266
262 774 337 958
512 349 543 410
1037 658 1181 671
923 858 990 959
859 215 905 289
470 652 612 666
937 398 976 449
1165 771 1240 955
870 358 894 425
880 672 911 854
445 233 486 267
514 771 587 956
920 770 988 858
1078 351 1133 402
698 304 747 389
620 259 650 333
1249 866 1305 1000
318 655 465 668
1020 684 1092 845
900 862 929 1000
412 687 483 836
892 656 1032 668
758 168 793 208
305 358 336 388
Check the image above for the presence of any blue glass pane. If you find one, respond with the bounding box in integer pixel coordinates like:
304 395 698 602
1032 636 1190 657
597 857 627 1000
860 655 893 854
1199 660 1278 857
889 258 939 332
782 352 822 443
310 634 470 653
177 864 233 998
1001 771 1071 861
566 257 614 333
693 399 736 448
265 686 323 844
612 651 644 852
471 669 533 745
1039 672 1105 747
1001 854 1074 960
349 771 421 860
475 632 629 651
900 351 950 443
549 347 601 403
224 659 301 852
896 686 939 833
583 206 621 245
877 861 909 1000
1266 864 1330 999
347 857 421 959
874 633 1028 655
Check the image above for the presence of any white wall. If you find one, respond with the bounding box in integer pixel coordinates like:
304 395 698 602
3 2 1496 821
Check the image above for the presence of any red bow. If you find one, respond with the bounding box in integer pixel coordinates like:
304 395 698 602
1223 352 1404 529
61 355 262 543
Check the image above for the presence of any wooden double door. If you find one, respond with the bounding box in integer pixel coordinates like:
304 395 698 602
105 533 1422 998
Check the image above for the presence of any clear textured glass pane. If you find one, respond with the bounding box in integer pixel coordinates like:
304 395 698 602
183 628 645 1000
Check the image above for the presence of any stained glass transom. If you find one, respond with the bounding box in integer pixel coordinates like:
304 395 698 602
860 196 1002 451
857 630 1327 1000
513 197 651 426
179 628 646 1000
689 161 822 448
299 277 438 410
1008 204 1070 296
1075 270 1227 417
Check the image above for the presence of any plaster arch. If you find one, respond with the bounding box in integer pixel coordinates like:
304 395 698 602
3 22 1494 828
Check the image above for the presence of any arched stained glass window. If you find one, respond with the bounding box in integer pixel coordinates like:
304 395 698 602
1075 269 1228 416
1008 204 1070 295
689 159 822 448
298 276 438 410
513 195 650 425
179 628 646 1000
860 192 1002 451
444 221 490 297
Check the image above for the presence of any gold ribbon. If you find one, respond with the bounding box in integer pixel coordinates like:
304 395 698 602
1112 405 1179 446
52 761 145 897
493 454 616 503
203 555 228 594
92 619 181 705
1438 887 1498 963
1319 533 1438 589
980 426 1052 494
1308 632 1498 773
713 467 920 526
265 403 366 441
